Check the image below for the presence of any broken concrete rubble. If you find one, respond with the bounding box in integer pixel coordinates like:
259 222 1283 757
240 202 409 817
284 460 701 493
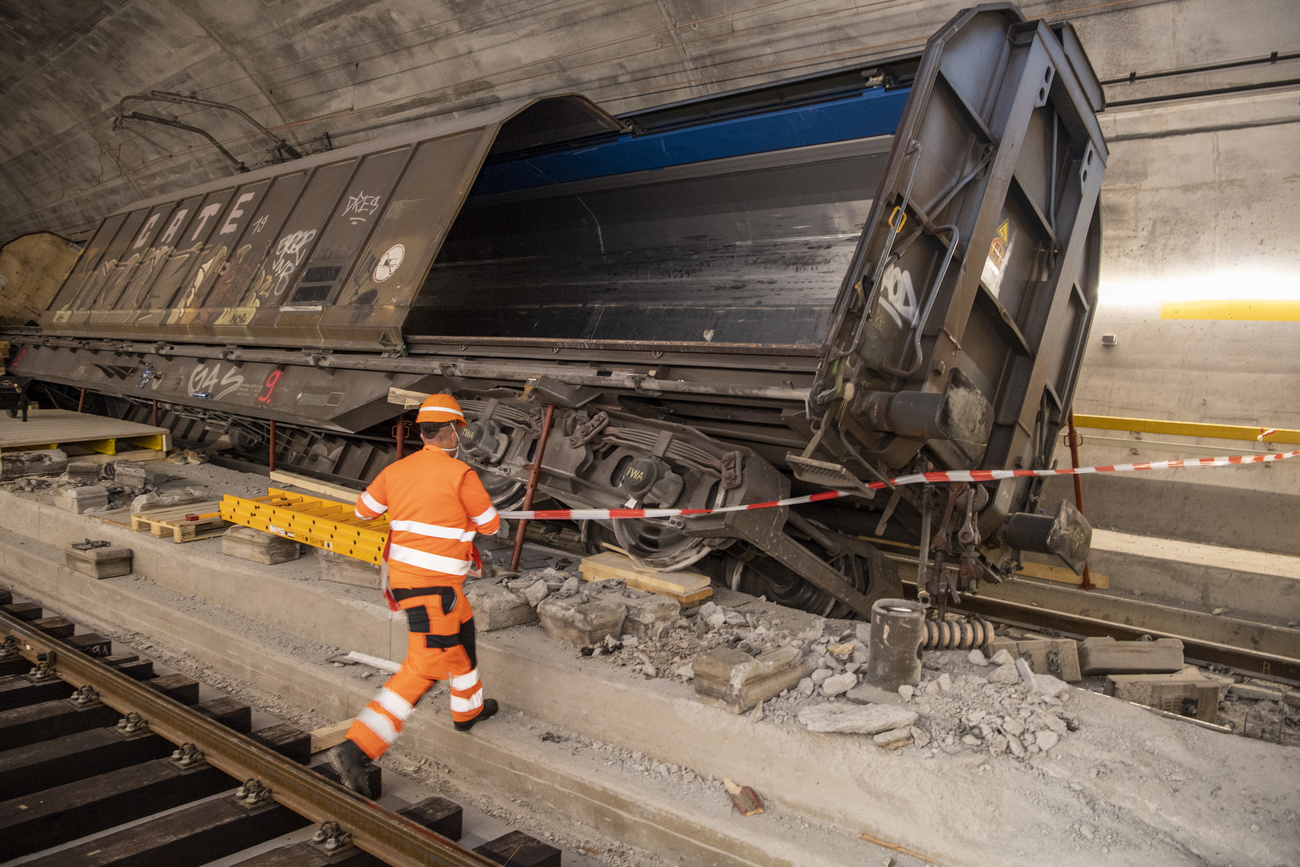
623 593 680 641
222 525 300 565
467 582 539 631
1 448 68 479
797 703 918 735
987 637 1082 682
1107 668 1221 723
694 645 808 714
537 593 627 646
130 486 208 514
319 550 380 588
53 483 109 513
1077 636 1184 675
64 543 132 578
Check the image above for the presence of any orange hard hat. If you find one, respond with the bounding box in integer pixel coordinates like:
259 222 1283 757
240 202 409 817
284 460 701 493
417 393 466 427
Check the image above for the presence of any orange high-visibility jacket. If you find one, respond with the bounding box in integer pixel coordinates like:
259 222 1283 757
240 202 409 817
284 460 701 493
355 446 500 587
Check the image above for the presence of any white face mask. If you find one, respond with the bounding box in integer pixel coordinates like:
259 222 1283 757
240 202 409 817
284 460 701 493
440 429 459 455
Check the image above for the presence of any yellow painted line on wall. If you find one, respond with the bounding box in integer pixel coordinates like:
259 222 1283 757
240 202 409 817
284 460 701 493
1073 414 1300 445
1160 299 1300 321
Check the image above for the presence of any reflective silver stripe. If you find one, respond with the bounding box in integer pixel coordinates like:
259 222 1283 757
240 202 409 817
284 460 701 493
418 406 465 420
389 519 476 542
471 505 498 526
375 688 414 721
389 542 471 576
357 707 398 745
449 669 480 691
450 691 484 713
360 491 386 516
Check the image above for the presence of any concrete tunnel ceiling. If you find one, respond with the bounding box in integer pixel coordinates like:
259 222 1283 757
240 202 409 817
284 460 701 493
1 0 1298 250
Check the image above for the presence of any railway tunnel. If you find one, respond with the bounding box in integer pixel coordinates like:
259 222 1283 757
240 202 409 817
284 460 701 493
0 2 1297 865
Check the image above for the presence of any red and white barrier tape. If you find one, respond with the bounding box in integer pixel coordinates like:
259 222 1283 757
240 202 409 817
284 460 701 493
498 450 1299 521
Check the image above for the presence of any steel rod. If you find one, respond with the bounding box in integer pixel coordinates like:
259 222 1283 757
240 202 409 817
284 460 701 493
1067 412 1093 591
510 404 554 572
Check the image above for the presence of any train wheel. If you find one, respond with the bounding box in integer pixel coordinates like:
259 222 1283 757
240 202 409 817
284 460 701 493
581 519 717 572
727 550 900 620
479 471 527 513
727 556 840 617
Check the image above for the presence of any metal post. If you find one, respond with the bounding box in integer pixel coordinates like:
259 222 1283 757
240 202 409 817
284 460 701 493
1067 411 1094 591
77 388 85 413
396 413 407 459
269 419 277 473
151 399 158 427
510 404 555 573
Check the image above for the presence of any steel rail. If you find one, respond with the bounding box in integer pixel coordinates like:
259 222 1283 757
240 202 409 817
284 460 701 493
948 594 1300 684
0 608 499 867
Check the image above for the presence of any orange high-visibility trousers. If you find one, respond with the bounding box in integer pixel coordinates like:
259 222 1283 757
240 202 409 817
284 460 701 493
345 584 483 760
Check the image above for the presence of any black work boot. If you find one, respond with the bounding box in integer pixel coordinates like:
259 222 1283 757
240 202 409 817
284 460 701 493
328 738 373 798
454 698 498 732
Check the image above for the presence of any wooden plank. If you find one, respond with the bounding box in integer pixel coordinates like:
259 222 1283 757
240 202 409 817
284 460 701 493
1016 559 1110 589
23 791 311 867
269 470 360 504
579 550 713 604
0 759 231 860
0 726 175 797
309 720 352 754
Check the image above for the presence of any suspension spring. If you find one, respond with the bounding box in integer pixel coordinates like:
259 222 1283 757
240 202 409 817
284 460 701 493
922 617 995 650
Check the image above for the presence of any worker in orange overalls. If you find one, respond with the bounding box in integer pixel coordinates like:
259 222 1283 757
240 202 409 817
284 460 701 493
329 393 501 797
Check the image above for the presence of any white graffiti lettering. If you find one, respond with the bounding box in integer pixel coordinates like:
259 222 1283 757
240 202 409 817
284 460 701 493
159 209 190 245
878 265 919 330
220 192 257 235
133 214 160 249
268 229 317 298
251 215 269 235
190 203 224 241
187 361 245 401
343 191 382 225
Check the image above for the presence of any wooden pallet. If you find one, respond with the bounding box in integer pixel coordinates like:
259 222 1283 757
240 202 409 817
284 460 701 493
130 501 229 543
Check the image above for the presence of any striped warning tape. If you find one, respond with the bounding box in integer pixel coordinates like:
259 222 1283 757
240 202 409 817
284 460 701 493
498 449 1300 521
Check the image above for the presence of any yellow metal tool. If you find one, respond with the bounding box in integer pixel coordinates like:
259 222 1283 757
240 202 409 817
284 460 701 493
1072 414 1300 446
220 488 387 563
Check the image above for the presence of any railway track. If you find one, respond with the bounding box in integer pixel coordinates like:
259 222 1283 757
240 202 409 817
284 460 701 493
0 600 558 867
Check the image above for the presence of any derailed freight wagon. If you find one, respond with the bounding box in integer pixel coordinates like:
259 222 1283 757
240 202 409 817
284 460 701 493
10 5 1106 619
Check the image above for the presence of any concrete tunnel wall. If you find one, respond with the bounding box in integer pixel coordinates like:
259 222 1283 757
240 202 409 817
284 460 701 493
0 0 1297 549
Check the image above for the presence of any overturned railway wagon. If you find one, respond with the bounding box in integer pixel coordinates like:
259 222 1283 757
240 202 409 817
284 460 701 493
10 6 1106 618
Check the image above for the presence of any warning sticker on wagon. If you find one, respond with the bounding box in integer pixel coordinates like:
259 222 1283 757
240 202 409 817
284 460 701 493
982 218 1013 297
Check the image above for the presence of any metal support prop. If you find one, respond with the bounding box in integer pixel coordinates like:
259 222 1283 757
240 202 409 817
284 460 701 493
77 387 85 413
1067 412 1093 591
510 404 554 572
269 419 277 473
0 608 497 867
396 413 407 459
151 399 158 427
